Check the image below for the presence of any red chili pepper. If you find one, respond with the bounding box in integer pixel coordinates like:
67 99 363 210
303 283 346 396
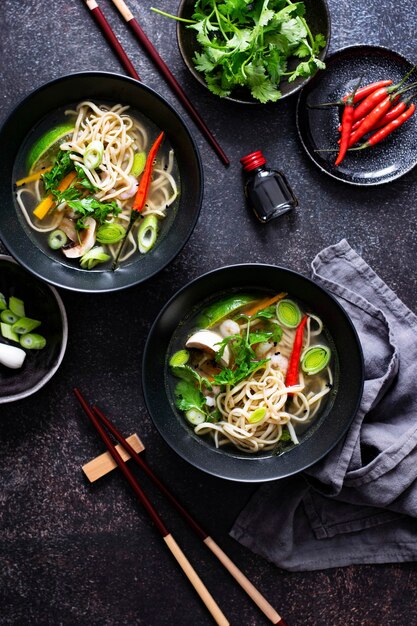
132 131 165 212
342 79 392 104
352 65 417 122
335 77 363 166
348 83 417 148
352 103 416 150
285 315 308 390
371 95 413 130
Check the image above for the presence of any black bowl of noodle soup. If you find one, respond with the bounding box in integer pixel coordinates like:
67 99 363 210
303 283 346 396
143 264 364 482
0 72 203 292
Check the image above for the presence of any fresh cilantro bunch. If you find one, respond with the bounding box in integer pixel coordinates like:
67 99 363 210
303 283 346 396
153 0 326 103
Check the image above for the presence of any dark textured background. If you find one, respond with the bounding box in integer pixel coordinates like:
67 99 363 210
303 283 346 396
1 1 416 624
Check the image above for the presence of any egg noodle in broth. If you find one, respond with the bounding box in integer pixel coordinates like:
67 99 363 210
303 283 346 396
167 291 337 454
14 101 179 270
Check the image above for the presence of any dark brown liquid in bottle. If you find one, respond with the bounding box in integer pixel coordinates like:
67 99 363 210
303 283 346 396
241 151 298 223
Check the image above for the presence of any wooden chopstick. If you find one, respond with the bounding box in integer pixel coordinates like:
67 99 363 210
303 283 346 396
84 0 140 80
110 0 230 166
74 388 229 626
92 404 286 626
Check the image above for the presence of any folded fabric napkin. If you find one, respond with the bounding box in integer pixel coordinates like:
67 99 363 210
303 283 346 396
230 239 417 571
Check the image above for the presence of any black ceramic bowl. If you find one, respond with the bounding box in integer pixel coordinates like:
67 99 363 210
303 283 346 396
0 72 203 293
0 255 67 404
176 0 330 104
143 264 364 482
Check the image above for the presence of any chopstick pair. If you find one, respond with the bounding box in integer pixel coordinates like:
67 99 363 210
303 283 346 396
83 0 229 166
74 388 287 626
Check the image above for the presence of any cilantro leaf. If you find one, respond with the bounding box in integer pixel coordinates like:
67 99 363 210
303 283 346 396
41 150 75 194
174 380 206 413
67 197 121 230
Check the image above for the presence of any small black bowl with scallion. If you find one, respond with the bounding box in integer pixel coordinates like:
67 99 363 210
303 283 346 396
0 255 67 404
151 0 330 104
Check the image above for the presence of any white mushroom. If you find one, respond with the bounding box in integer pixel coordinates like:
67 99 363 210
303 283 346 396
0 343 26 369
186 330 230 367
59 217 78 242
62 217 96 258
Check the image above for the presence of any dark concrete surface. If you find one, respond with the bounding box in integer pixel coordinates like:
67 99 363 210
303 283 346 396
1 1 416 624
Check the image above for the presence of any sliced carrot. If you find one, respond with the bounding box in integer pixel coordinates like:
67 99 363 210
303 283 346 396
33 171 77 220
243 292 287 317
15 166 53 187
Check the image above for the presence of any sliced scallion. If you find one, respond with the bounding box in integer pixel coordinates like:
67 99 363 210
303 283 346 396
169 350 190 367
301 345 331 375
1 309 19 325
9 296 25 318
96 223 126 245
0 293 7 311
276 299 302 328
185 408 206 425
20 333 46 350
131 151 146 177
247 407 266 424
83 140 104 170
48 229 68 250
80 246 111 270
138 215 158 254
11 317 41 335
1 322 19 343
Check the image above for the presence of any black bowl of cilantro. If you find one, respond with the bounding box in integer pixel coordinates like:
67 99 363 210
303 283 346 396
142 263 363 482
173 0 330 104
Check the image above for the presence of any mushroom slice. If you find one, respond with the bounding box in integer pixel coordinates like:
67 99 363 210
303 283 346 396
185 330 230 367
62 217 96 258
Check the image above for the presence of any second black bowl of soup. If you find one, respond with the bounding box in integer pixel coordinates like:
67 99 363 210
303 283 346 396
143 264 364 482
0 72 203 292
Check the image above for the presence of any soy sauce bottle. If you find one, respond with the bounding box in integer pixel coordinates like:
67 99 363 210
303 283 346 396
240 151 298 223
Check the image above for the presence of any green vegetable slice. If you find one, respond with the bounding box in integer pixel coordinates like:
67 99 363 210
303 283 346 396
80 246 111 270
185 408 206 425
131 151 146 177
247 407 266 424
83 140 104 170
96 223 126 245
197 294 257 328
0 293 7 311
26 123 75 173
138 215 159 254
169 350 190 367
11 317 41 335
301 345 331 375
48 229 68 250
276 299 302 328
1 322 19 343
20 333 46 350
9 296 25 318
1 309 19 325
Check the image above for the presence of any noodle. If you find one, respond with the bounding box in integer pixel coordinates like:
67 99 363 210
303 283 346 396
170 296 334 453
15 101 178 268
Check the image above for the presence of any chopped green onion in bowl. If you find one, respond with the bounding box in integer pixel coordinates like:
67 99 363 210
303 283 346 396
276 299 302 328
301 344 331 375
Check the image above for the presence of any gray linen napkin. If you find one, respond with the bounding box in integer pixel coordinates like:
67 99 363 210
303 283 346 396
230 239 417 571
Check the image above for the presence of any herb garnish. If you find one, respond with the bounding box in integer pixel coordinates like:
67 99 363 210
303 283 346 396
41 150 74 194
152 0 326 103
67 197 121 230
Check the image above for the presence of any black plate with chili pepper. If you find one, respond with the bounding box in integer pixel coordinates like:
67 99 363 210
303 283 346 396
296 44 417 185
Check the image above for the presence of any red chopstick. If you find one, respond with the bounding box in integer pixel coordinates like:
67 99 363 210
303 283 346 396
74 388 229 626
91 404 286 625
110 0 230 166
84 0 140 80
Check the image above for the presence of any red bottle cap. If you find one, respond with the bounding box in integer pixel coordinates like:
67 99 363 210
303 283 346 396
240 150 267 172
